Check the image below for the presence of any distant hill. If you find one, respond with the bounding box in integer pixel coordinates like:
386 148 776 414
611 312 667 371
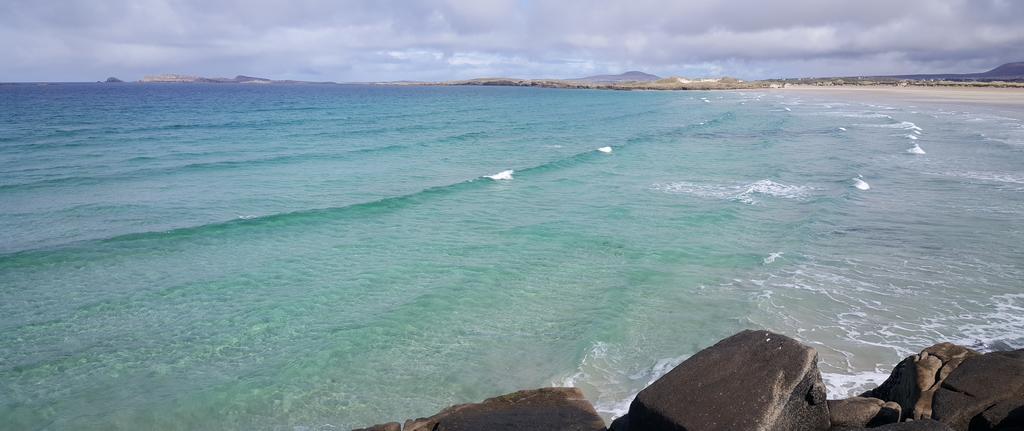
139 74 336 84
570 71 661 83
140 74 274 83
884 62 1024 82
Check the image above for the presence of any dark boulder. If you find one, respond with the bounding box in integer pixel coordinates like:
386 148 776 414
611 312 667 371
609 414 631 431
866 343 978 420
876 402 904 427
828 397 902 428
931 349 1024 431
971 399 1024 430
402 387 606 431
351 422 400 431
626 329 830 431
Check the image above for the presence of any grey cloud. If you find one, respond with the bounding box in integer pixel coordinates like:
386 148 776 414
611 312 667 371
0 0 1021 82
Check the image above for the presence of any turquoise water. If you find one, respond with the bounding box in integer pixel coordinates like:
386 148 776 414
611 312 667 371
1 84 1022 430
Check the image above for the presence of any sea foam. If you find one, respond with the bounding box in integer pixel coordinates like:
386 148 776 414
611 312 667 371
555 342 688 420
822 371 892 398
653 179 811 204
907 143 926 155
597 146 613 154
486 170 514 180
763 252 784 265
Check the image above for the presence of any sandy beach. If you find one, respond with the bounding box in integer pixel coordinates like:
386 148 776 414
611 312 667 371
775 84 1024 106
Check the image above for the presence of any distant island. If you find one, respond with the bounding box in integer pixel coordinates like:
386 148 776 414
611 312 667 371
124 62 1024 90
138 74 335 84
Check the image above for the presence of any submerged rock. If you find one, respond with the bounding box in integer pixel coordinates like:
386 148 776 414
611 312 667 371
865 343 978 421
402 387 606 431
931 349 1024 430
626 329 830 431
351 422 400 431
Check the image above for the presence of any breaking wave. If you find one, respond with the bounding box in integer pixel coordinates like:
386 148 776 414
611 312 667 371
652 179 812 204
554 342 688 419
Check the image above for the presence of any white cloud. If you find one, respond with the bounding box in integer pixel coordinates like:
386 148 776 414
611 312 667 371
0 0 1021 81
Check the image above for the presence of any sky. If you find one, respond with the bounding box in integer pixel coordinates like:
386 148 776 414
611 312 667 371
1 0 1023 82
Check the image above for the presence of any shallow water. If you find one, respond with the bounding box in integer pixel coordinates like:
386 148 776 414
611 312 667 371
1 84 1022 429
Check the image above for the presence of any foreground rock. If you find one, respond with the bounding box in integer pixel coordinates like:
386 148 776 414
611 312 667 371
931 349 1024 430
856 419 953 430
625 329 829 431
865 343 978 421
354 332 1023 431
400 387 606 431
828 397 901 428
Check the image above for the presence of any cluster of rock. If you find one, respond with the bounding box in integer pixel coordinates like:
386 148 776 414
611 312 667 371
354 330 1024 431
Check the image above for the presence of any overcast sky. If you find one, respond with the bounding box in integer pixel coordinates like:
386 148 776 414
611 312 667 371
2 0 1023 82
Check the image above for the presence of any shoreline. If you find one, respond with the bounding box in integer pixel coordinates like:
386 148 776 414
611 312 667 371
355 330 1024 431
770 84 1024 106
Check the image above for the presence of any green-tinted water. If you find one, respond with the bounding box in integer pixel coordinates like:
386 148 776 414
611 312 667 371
1 84 1022 429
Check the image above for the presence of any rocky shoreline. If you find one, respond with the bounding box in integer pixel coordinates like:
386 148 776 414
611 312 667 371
354 330 1023 431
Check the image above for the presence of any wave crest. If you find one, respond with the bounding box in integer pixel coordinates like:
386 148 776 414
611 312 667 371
652 179 812 204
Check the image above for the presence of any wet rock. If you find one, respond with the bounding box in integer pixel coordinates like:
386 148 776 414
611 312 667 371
931 350 1024 431
866 343 978 420
626 329 830 431
402 387 606 431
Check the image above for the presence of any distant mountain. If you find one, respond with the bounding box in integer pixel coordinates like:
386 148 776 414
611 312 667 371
570 71 661 83
884 62 1024 82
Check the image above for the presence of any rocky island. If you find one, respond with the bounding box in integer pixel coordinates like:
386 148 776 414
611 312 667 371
353 330 1024 431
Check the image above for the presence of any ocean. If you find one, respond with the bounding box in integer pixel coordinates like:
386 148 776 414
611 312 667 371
1 83 1022 430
